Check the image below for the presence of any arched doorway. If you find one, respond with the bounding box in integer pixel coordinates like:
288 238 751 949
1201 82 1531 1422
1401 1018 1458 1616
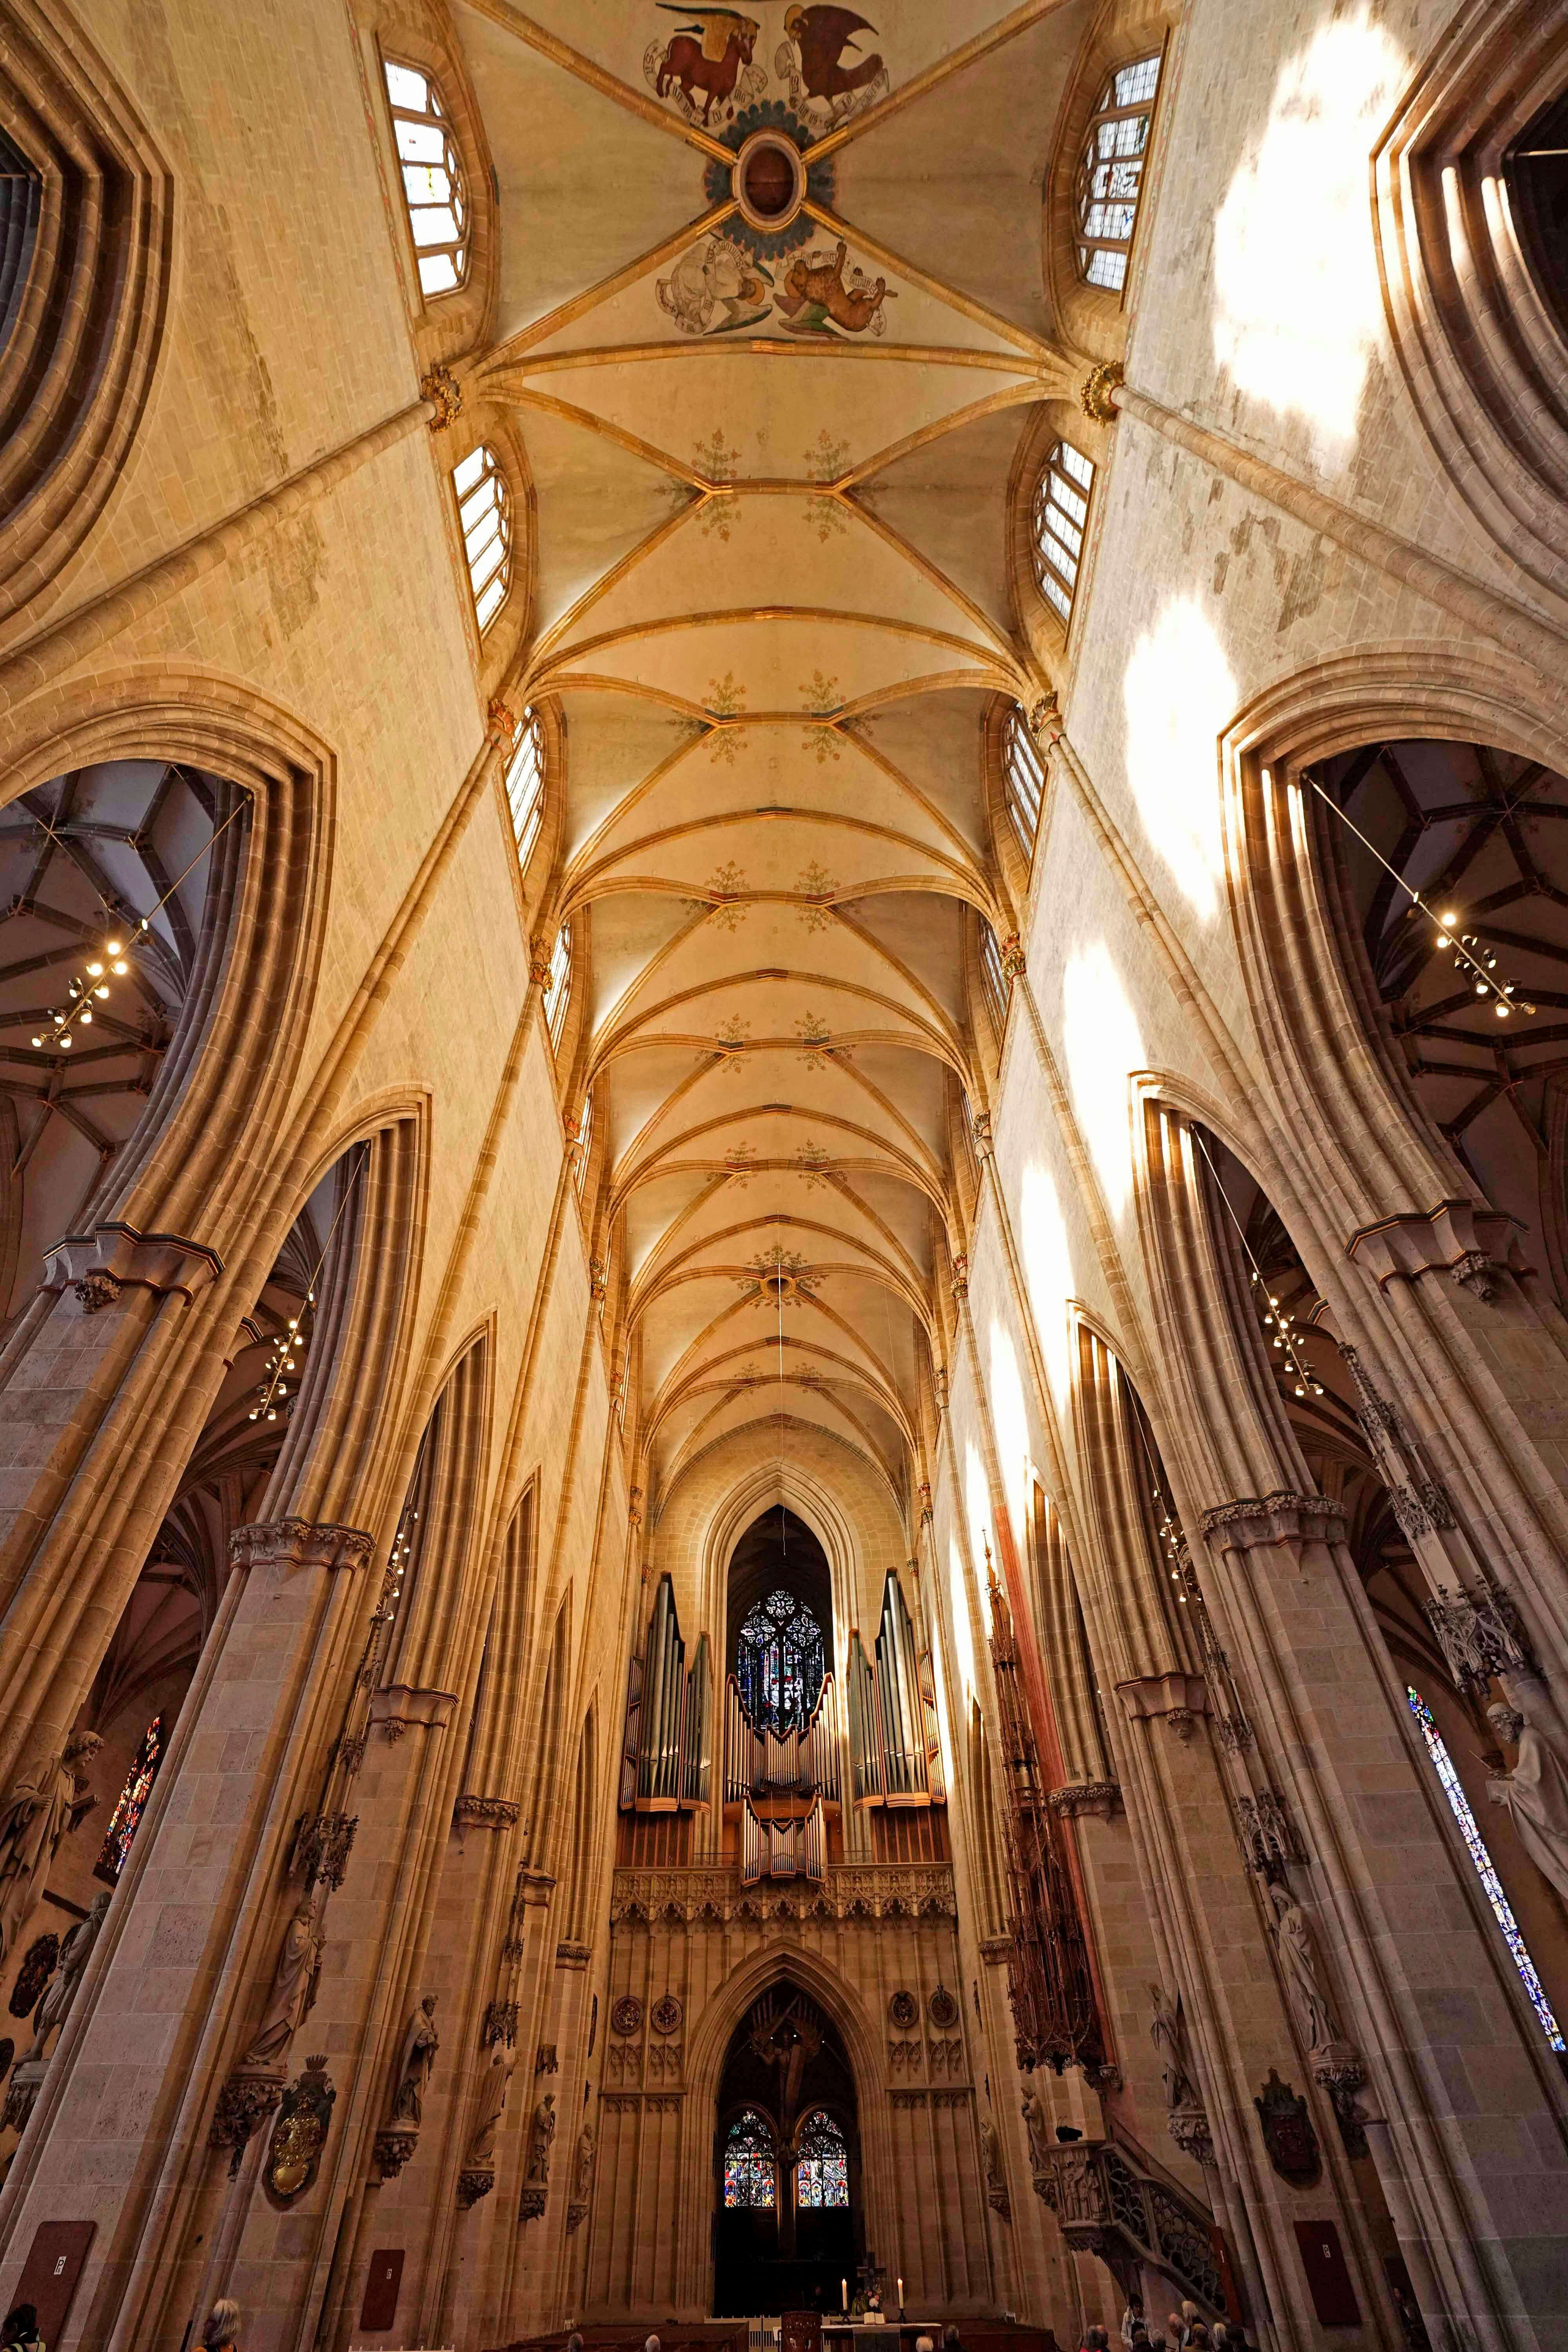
713 1982 858 2316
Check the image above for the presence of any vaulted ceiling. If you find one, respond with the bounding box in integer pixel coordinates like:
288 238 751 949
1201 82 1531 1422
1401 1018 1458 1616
457 0 1089 1508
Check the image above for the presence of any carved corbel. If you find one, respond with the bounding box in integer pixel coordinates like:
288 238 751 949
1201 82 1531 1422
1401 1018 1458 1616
44 1220 224 1310
229 1520 375 1576
1345 1198 1520 1298
1079 361 1125 425
1047 1781 1122 1820
420 365 463 429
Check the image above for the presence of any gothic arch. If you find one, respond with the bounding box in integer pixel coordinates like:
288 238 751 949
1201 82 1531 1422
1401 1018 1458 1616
1372 0 1568 603
679 1946 894 2316
0 0 174 630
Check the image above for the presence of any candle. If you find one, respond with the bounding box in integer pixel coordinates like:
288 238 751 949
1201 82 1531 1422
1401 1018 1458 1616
898 2280 904 2308
842 2281 848 2312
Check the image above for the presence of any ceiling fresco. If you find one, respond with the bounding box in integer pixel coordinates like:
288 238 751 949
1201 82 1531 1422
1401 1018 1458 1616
457 0 1087 1504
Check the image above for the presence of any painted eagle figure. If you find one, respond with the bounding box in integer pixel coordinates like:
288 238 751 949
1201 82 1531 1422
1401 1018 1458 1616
783 6 884 101
657 3 760 62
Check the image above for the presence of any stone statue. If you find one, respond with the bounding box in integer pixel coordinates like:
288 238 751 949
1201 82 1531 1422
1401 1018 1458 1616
0 1731 102 1964
1020 2080 1051 2170
574 2117 596 2203
22 1889 111 2065
980 2112 1003 2190
1267 1884 1339 2053
241 1905 323 2072
525 2089 557 2185
391 1995 439 2125
1149 1983 1196 2110
466 2039 515 2169
1487 1701 1568 1904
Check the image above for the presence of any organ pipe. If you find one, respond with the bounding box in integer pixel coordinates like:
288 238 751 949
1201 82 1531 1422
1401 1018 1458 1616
846 1570 946 1809
725 1672 839 1802
619 1575 711 1811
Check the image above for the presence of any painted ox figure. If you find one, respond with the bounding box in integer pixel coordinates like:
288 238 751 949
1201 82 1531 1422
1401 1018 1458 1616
651 7 760 125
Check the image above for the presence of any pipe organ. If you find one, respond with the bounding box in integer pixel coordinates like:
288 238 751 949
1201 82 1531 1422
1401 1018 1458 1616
723 1673 840 1802
847 1570 945 1807
619 1574 711 1811
741 1793 826 1883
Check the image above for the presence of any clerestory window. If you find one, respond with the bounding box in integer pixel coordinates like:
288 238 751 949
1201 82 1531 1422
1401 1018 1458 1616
1075 52 1162 293
723 2109 776 2207
980 923 1009 1036
1032 439 1094 626
503 704 546 869
1002 704 1046 858
453 445 513 634
737 1588 826 1736
1406 1687 1564 2052
383 60 469 297
544 922 572 1045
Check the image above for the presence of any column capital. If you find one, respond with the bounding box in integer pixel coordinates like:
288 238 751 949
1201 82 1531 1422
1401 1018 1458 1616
1114 1671 1207 1726
454 1793 521 1831
1345 1197 1522 1298
229 1519 376 1574
1198 1490 1346 1551
1047 1780 1122 1820
368 1685 457 1738
44 1219 224 1311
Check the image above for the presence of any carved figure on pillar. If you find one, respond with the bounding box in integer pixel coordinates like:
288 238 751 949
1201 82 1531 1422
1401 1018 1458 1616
1487 1700 1568 1902
392 1994 440 2123
240 1904 323 2071
1020 2080 1051 2172
0 1731 102 1962
1266 1884 1339 2053
466 2038 515 2168
1149 1983 1196 2109
980 2112 1010 2217
574 2116 596 2203
526 2088 557 2184
22 1889 110 2063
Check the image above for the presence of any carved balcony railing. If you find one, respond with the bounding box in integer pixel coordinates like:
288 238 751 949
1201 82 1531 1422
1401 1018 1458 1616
609 1861 956 1926
1033 2134 1224 2314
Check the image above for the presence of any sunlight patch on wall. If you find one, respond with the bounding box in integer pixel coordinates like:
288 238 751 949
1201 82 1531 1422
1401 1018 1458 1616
1212 9 1409 467
1020 1160 1075 1403
1123 597 1235 922
1062 942 1145 1220
965 1440 995 1632
988 1318 1030 1552
947 1533 977 1700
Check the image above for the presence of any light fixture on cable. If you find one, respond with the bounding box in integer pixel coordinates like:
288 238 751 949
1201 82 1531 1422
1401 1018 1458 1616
1192 1129 1323 1401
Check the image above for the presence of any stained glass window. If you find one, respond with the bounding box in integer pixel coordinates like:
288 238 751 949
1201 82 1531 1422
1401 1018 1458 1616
737 1589 825 1735
1033 441 1094 626
1075 53 1161 292
723 2108 776 2207
383 61 469 297
980 924 1009 1036
1406 1687 1564 2052
96 1713 165 1883
795 2109 848 2208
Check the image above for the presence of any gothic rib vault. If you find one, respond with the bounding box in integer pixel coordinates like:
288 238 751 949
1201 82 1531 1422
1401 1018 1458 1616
463 0 1085 1504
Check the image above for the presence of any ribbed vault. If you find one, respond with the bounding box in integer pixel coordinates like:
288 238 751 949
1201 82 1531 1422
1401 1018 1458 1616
459 0 1087 1504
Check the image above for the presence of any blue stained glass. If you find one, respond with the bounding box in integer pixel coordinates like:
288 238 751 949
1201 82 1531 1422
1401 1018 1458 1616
795 2110 848 2209
724 2109 776 2208
738 1589 825 1735
1406 1687 1564 2053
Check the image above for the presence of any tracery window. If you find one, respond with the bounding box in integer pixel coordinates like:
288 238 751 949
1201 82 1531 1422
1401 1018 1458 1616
453 445 513 633
575 1090 593 1192
1075 53 1161 292
980 924 1009 1037
737 1589 826 1736
96 1712 165 1883
723 2109 777 2207
1406 1688 1564 2052
795 2109 849 2208
544 922 572 1045
503 704 546 870
1002 704 1045 858
1033 441 1094 625
383 60 469 297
